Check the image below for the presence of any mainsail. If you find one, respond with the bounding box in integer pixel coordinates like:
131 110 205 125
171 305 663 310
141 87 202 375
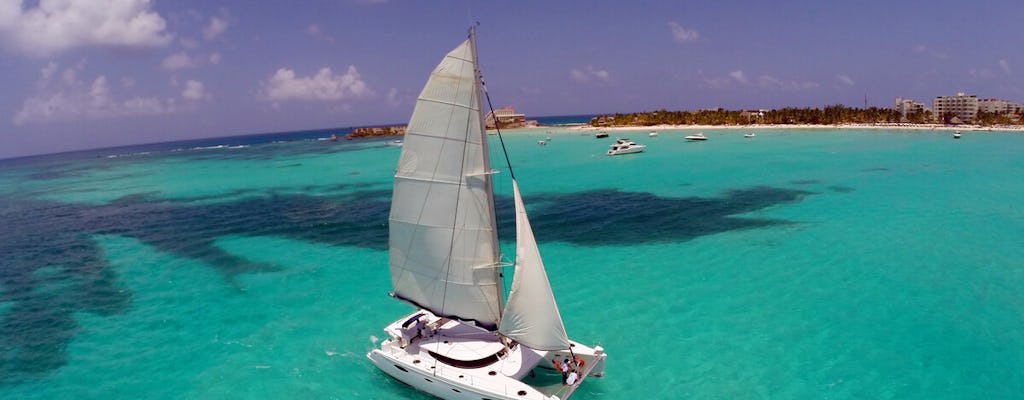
499 180 571 350
388 35 503 328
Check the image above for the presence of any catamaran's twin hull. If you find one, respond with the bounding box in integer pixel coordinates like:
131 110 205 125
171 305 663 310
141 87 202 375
367 311 606 400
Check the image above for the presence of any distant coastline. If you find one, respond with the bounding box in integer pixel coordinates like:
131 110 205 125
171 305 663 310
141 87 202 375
581 106 1024 131
571 123 1024 132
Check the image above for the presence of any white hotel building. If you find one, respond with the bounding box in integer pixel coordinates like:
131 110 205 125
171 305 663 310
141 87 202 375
933 92 978 123
894 97 929 121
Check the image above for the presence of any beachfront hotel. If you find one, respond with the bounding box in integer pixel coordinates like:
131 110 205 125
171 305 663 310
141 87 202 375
933 92 979 123
978 98 1024 115
895 97 929 121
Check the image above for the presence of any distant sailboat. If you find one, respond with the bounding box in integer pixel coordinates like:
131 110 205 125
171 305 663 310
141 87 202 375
366 27 607 400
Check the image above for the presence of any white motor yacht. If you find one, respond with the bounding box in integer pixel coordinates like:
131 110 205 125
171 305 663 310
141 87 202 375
685 132 708 141
606 138 645 155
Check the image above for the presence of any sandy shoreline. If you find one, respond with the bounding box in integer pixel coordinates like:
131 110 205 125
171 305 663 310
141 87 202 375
563 123 1024 132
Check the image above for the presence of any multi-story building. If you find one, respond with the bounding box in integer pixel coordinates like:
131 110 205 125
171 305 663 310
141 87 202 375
933 92 978 123
485 106 527 129
894 97 929 121
978 98 1024 115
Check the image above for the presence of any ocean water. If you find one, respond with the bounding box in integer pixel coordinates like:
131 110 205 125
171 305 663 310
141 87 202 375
1 127 1022 399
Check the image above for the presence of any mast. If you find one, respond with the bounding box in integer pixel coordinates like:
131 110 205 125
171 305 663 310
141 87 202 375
468 26 506 315
387 29 504 329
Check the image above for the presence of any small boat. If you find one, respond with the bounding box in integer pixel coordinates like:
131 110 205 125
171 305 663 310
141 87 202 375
648 131 658 137
953 131 961 139
606 138 646 156
537 140 547 145
367 27 607 400
744 132 756 138
387 139 404 147
685 132 708 141
595 131 609 138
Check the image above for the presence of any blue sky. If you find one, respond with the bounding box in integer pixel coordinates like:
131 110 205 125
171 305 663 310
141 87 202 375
1 0 1021 159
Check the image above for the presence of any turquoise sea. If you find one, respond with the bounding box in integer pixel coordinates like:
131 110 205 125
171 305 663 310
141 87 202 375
1 124 1023 399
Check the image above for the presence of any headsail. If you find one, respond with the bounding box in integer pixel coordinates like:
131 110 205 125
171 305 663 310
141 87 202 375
498 180 571 351
387 32 503 329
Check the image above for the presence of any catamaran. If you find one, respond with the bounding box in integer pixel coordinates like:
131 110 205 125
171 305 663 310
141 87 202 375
366 27 607 400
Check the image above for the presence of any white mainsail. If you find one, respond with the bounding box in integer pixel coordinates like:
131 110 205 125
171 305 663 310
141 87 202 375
498 180 571 351
388 36 503 328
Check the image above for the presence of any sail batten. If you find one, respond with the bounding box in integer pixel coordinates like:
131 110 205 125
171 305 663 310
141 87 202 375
387 36 503 328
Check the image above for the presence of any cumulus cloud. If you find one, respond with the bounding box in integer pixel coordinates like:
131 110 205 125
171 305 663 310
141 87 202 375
202 16 229 40
14 62 176 125
260 66 372 102
569 66 611 84
182 80 209 101
668 21 699 44
161 52 197 70
837 74 855 86
0 0 172 56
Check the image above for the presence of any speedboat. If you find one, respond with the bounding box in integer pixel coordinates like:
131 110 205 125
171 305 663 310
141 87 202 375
744 132 756 138
537 140 547 145
953 131 961 139
595 131 609 138
648 131 658 137
607 138 645 155
387 139 404 147
685 132 707 141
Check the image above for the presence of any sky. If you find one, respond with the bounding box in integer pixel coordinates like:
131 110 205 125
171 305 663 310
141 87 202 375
1 0 1022 159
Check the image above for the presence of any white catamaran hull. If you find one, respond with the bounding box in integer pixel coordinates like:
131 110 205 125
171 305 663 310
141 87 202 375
368 311 606 400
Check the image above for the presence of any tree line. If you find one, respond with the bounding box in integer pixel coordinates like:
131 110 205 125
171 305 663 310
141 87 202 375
589 105 1019 127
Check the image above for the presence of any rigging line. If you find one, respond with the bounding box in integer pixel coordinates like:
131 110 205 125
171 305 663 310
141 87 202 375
480 72 516 182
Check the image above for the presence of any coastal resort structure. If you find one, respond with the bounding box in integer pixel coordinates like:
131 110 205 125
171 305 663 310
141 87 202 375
933 92 979 123
485 105 528 129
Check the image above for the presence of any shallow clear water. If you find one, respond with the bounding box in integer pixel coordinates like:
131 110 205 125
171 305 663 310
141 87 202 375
1 128 1022 399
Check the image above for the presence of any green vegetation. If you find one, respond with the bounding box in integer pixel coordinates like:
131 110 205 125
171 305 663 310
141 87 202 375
591 105 1023 127
590 105 902 127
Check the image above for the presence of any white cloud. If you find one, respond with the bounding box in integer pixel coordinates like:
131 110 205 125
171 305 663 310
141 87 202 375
999 59 1010 74
182 80 209 101
969 68 995 80
306 23 335 43
837 74 855 86
569 66 612 84
179 37 200 49
758 75 820 90
729 70 747 84
913 44 948 60
14 62 176 125
0 0 172 56
260 66 372 102
161 52 196 70
386 88 403 106
202 16 229 40
668 21 699 44
209 52 222 65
